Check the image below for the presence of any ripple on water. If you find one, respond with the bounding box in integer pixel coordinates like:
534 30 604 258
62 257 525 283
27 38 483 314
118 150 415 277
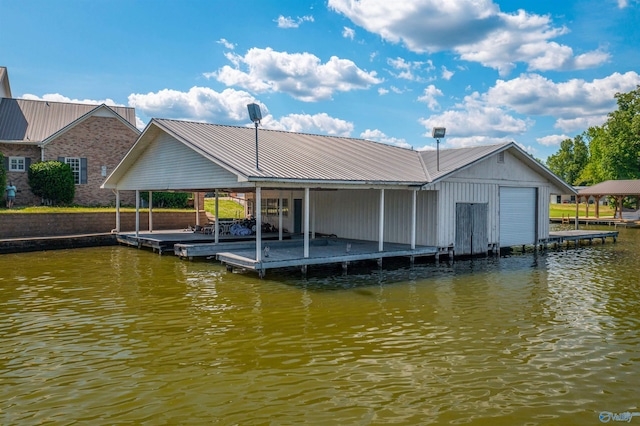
0 239 639 424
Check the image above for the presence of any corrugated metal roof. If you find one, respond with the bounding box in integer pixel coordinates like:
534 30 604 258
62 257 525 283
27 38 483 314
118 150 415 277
579 179 640 196
104 118 576 193
155 119 429 183
419 143 511 181
0 98 136 142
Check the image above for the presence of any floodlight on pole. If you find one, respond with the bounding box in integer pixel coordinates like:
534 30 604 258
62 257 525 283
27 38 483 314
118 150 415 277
432 127 446 171
247 103 262 170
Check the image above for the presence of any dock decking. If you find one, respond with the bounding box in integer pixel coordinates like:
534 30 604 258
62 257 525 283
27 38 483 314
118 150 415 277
546 229 619 247
214 238 440 277
115 227 620 278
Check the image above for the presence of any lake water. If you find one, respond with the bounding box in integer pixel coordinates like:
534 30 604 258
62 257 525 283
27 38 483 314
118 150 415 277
1 226 639 425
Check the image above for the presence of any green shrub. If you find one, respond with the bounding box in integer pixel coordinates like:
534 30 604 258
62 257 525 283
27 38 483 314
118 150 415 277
140 191 190 208
28 161 75 205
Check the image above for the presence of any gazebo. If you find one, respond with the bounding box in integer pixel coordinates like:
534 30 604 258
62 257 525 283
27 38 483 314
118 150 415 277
578 179 640 219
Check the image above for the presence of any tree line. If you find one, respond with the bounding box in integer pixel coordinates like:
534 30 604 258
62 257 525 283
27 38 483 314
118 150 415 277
546 85 640 185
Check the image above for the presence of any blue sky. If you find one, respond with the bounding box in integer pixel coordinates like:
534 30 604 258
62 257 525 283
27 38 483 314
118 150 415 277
2 0 639 160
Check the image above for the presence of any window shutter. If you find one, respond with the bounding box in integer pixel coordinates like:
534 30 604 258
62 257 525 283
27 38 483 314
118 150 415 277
80 158 88 184
25 158 31 170
3 157 7 170
58 157 65 163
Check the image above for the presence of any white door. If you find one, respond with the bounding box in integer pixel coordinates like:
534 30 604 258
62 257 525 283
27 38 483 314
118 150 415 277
500 187 536 247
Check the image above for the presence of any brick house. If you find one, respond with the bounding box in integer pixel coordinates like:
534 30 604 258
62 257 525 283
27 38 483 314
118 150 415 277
0 66 140 206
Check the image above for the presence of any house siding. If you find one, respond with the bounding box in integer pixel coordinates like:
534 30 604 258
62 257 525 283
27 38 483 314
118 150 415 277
45 116 138 206
116 133 243 191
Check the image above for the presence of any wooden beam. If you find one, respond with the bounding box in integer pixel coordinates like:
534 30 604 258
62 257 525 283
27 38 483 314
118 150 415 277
149 191 153 233
379 189 384 252
214 189 219 244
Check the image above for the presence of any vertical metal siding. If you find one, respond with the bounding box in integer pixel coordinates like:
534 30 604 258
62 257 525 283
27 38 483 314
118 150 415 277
433 181 499 248
118 133 240 190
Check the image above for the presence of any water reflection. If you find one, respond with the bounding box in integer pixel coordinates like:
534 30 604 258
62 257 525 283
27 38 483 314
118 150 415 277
0 227 639 424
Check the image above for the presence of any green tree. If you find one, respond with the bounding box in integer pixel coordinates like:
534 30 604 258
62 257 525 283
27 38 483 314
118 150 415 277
602 86 640 180
546 134 589 184
28 161 75 205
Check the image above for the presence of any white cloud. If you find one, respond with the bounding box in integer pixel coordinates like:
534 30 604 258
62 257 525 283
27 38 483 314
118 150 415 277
418 92 533 143
386 57 433 81
360 128 410 148
128 86 262 124
378 87 389 95
266 112 353 136
343 26 355 40
441 66 454 80
486 71 640 130
22 93 124 106
417 84 443 110
209 47 382 102
537 134 571 147
217 38 235 50
276 15 314 28
328 0 609 75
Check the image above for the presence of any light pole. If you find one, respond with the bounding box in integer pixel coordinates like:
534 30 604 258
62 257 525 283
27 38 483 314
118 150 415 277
247 103 262 170
432 127 446 171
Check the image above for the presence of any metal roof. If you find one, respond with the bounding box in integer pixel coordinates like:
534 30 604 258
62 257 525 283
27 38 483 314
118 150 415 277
155 119 428 184
104 119 576 192
0 98 137 143
578 179 640 196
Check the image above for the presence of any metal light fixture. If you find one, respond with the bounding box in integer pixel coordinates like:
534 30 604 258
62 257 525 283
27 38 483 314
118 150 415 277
432 127 446 171
247 103 262 170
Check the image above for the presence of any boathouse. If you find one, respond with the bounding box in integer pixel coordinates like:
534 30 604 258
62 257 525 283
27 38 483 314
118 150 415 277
102 119 575 272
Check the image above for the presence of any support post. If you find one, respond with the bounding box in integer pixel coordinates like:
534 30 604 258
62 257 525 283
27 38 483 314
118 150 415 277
278 191 283 241
149 191 153 232
135 190 140 238
304 188 310 258
256 187 262 262
215 189 220 244
115 190 120 233
411 189 417 250
195 192 200 227
575 196 579 230
379 189 385 252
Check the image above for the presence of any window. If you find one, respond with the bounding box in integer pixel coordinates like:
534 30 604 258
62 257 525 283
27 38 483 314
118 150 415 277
497 152 505 163
65 157 81 184
59 156 88 184
9 156 26 172
261 198 289 217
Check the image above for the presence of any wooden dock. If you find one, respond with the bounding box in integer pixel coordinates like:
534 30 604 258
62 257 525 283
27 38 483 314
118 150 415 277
117 230 286 255
545 229 619 247
213 238 440 278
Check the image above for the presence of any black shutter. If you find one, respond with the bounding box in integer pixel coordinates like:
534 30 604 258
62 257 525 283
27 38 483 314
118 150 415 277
25 158 31 170
80 158 88 184
58 156 65 163
3 156 7 170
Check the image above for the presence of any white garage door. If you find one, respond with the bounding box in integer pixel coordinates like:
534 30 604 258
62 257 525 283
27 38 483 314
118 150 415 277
500 187 536 247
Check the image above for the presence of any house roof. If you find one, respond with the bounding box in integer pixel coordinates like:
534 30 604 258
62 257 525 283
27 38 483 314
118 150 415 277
0 67 11 98
0 98 137 143
104 118 575 194
578 179 640 196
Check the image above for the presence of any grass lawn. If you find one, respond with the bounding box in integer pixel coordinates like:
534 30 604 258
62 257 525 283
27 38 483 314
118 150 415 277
549 203 615 218
1 199 245 217
203 198 245 219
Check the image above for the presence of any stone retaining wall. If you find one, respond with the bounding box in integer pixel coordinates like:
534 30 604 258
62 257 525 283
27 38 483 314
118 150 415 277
0 211 208 239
